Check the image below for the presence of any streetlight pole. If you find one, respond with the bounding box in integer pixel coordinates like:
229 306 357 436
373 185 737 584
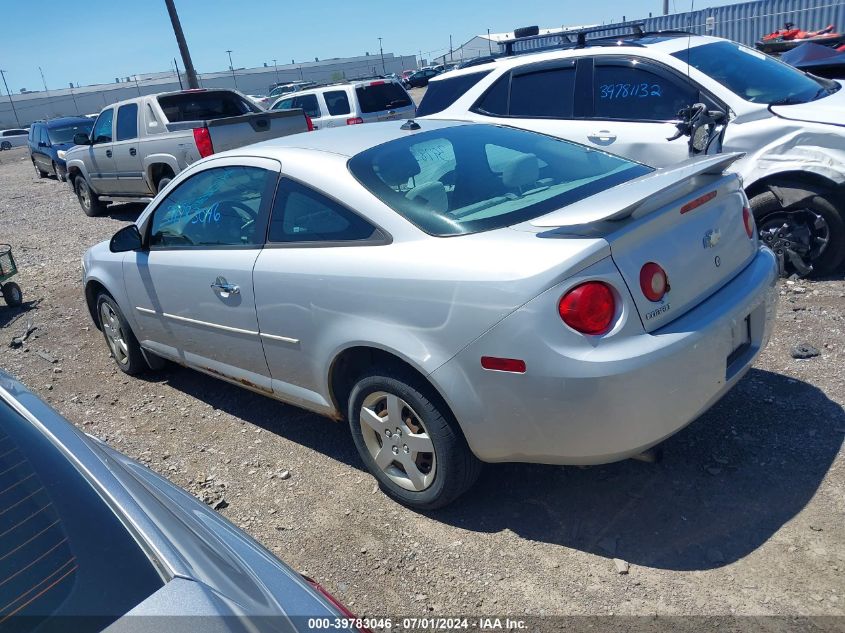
449 34 453 63
378 37 386 74
272 58 280 84
163 0 200 89
0 70 21 127
226 50 238 90
487 28 493 55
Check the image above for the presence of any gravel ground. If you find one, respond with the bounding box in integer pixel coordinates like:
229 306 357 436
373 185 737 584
0 144 843 623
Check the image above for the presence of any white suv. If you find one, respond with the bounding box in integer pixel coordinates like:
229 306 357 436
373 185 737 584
270 79 416 129
420 33 845 276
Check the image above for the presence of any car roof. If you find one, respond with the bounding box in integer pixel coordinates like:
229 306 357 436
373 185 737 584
243 118 467 158
430 34 725 81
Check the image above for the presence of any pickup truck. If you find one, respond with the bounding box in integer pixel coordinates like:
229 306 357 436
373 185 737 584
64 89 312 216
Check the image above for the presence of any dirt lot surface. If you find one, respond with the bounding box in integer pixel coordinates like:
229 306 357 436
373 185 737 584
0 145 843 624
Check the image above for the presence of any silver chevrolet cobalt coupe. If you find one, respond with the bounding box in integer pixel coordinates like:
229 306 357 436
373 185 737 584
83 120 778 509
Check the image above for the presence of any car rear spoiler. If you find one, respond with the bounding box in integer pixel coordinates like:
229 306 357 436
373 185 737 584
530 152 745 228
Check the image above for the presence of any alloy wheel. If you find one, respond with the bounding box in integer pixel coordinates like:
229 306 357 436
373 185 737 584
100 302 129 365
758 208 831 277
359 391 436 491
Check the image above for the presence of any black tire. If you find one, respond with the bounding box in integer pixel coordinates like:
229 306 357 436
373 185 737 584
52 161 66 182
2 282 22 307
33 160 47 178
76 177 105 217
751 190 845 277
348 368 481 510
156 176 172 193
0 141 10 151
95 293 147 375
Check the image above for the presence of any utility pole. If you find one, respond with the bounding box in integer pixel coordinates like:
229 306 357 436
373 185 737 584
38 66 55 117
0 70 20 127
487 28 493 55
378 37 386 74
226 50 238 90
449 34 453 63
163 0 200 88
663 0 669 15
69 83 79 114
173 57 184 90
272 58 280 84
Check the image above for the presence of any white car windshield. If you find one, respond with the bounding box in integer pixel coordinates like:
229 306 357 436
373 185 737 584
674 40 838 105
348 124 651 236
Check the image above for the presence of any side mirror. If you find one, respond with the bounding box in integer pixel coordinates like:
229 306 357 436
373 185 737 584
73 132 91 145
110 225 143 253
38 141 49 148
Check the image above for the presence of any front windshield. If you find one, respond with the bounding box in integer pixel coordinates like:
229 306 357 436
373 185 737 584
673 40 836 105
348 124 651 236
48 121 93 144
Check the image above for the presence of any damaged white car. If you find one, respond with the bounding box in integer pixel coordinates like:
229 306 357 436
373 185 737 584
420 33 845 276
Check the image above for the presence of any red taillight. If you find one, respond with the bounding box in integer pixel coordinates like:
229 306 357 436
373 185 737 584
346 117 364 125
305 115 314 131
368 80 386 85
639 262 668 302
742 206 755 239
303 576 372 633
480 356 526 373
558 282 616 335
192 127 214 158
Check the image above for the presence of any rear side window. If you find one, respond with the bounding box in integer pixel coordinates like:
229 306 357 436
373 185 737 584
157 91 258 123
0 398 163 629
116 103 139 141
272 98 294 111
324 90 351 116
355 82 412 113
594 63 697 121
294 94 321 118
509 67 576 118
416 70 491 116
268 178 376 243
474 74 510 115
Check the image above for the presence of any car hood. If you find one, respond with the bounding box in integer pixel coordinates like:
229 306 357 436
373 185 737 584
770 83 845 127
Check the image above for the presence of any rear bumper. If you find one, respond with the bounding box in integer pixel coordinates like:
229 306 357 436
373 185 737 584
432 246 779 464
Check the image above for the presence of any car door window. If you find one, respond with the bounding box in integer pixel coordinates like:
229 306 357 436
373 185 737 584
92 109 114 144
40 126 50 146
116 103 139 141
294 94 321 118
273 98 295 111
509 66 576 118
594 62 697 121
324 90 351 115
268 178 376 243
149 166 276 248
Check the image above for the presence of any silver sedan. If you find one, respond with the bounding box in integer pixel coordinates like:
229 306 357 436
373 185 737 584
83 120 778 509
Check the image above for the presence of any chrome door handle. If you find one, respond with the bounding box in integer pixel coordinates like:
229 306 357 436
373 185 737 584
211 281 240 294
588 130 617 142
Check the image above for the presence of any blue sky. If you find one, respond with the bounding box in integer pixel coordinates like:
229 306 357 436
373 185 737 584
0 0 741 92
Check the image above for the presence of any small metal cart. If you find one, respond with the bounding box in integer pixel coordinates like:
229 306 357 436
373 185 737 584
0 244 23 306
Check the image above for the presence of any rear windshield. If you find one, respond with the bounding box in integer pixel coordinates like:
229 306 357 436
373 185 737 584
416 71 491 116
348 124 651 236
157 90 259 123
48 121 93 144
673 41 836 105
355 82 413 113
0 396 163 630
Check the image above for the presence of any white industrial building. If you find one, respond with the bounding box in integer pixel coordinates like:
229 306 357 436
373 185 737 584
0 53 417 128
